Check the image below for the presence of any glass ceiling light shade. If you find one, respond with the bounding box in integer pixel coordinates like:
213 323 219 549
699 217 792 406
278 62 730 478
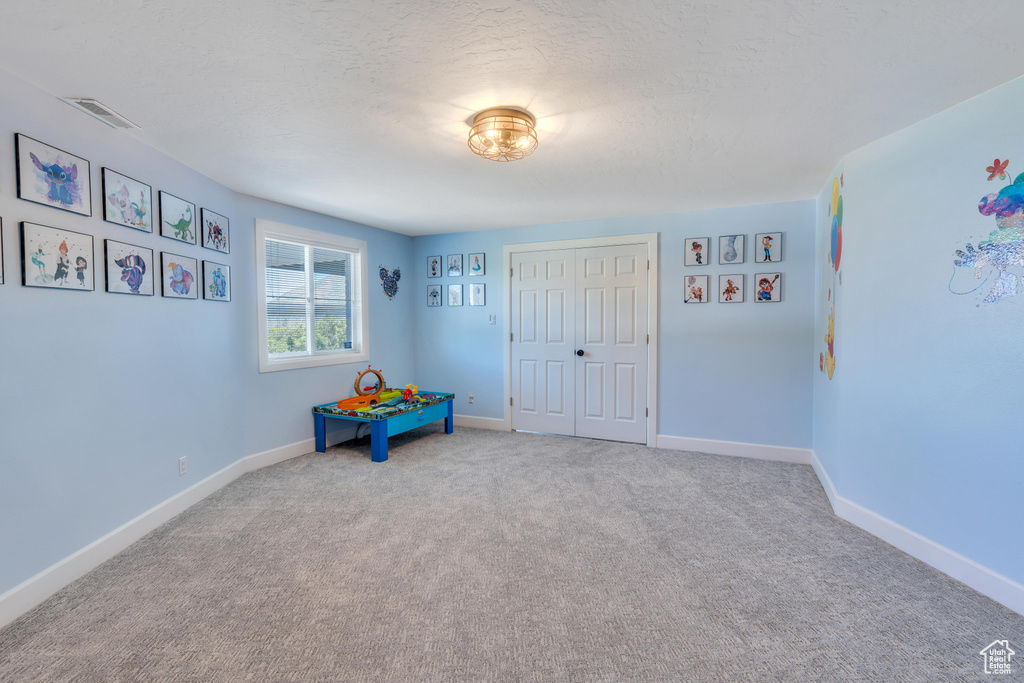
467 107 538 162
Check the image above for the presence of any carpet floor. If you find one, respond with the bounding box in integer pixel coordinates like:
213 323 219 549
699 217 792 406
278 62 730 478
1 426 1021 682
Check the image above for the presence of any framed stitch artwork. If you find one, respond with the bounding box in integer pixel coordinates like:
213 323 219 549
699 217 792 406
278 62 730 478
102 168 152 232
201 208 230 253
21 221 94 290
159 191 197 245
15 134 92 217
105 239 154 296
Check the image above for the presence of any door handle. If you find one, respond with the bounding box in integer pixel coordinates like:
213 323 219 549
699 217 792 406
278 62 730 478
576 349 584 357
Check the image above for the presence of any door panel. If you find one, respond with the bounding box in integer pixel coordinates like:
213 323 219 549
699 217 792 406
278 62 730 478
510 251 576 436
574 245 648 443
511 243 648 443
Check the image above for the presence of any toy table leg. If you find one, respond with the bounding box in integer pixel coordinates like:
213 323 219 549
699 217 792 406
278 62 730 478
445 400 454 435
370 420 388 462
315 413 327 453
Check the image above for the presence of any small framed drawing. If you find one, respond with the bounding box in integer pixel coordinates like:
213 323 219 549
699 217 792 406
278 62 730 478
159 191 197 245
468 283 485 306
21 222 94 291
448 283 463 306
161 252 199 299
685 237 709 266
102 168 152 232
719 274 744 303
15 134 92 217
755 232 783 263
105 239 154 296
427 255 442 278
203 261 231 301
201 208 230 253
427 284 442 306
468 252 485 276
719 235 745 265
754 272 782 302
447 254 463 277
684 274 708 303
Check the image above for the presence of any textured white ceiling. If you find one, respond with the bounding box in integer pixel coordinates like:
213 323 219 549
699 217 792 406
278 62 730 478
2 1 1024 235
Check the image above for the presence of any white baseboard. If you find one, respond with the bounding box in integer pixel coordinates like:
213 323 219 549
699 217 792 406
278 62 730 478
656 434 812 464
0 438 316 630
812 451 1024 617
454 414 508 430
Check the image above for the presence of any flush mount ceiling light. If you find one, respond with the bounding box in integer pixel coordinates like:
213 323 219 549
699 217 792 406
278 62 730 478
467 107 538 162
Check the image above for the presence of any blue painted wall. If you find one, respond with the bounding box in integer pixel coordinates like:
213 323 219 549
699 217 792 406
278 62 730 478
412 201 816 447
812 76 1024 585
0 69 415 596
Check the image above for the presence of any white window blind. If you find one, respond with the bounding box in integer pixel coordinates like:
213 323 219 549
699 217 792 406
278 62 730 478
256 220 368 372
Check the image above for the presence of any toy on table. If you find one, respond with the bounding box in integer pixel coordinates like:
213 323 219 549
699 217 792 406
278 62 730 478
402 384 419 402
337 365 387 409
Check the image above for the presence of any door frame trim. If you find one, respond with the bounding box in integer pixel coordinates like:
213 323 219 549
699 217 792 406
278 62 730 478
503 233 660 446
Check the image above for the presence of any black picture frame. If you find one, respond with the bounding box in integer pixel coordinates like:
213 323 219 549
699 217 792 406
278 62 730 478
105 239 155 296
202 260 231 302
15 133 93 217
159 191 197 245
102 167 153 232
200 208 230 253
20 221 95 291
160 251 199 299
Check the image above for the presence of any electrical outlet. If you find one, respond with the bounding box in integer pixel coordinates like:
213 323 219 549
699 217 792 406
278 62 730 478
489 314 496 325
178 456 187 476
468 394 474 404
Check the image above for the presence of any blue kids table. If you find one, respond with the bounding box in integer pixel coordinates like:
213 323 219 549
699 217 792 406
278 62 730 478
312 392 454 462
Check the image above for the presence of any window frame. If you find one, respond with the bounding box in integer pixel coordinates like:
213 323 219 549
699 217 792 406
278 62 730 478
255 219 370 373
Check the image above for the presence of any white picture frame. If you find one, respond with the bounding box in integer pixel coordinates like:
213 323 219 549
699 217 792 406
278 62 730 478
755 232 783 263
754 272 782 302
684 274 708 303
448 283 463 306
718 235 745 265
718 274 744 303
685 237 710 266
468 282 485 306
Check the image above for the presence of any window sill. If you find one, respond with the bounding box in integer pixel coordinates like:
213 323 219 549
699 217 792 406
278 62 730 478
258 350 370 373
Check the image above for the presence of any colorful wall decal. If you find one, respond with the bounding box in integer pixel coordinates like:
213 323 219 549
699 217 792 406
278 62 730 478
427 284 441 306
102 168 152 232
203 261 231 302
159 192 196 245
15 134 92 216
755 232 783 263
949 157 1024 303
161 252 198 299
819 175 842 379
105 240 154 296
719 235 745 264
684 274 708 303
685 237 709 266
21 222 94 290
754 273 781 302
427 255 441 278
719 274 744 303
201 208 230 253
379 265 401 300
468 252 485 275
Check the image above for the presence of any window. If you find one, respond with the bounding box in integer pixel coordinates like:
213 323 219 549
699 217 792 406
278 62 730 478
255 219 369 372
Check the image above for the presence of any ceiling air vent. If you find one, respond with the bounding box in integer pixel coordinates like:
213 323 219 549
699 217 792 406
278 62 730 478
61 98 139 129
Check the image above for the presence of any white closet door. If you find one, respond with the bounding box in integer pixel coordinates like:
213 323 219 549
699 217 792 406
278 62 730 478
574 244 648 443
510 250 577 436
